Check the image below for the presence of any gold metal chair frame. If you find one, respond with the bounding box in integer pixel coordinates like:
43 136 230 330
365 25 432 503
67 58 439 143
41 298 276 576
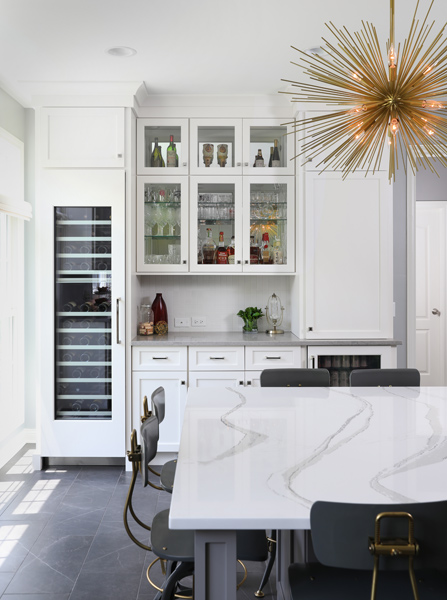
368 511 420 600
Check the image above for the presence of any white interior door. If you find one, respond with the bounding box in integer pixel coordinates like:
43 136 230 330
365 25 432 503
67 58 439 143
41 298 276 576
415 202 446 385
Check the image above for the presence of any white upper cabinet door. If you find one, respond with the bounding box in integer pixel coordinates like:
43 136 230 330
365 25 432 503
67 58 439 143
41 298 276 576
136 176 189 274
242 118 295 176
242 176 295 274
137 118 189 175
190 118 243 175
41 108 125 168
305 171 393 339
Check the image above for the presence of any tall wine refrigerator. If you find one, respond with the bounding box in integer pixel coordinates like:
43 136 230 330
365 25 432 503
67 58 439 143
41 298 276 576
40 170 125 460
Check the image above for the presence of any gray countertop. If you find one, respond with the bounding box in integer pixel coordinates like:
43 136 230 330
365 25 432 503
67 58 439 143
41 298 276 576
131 332 402 347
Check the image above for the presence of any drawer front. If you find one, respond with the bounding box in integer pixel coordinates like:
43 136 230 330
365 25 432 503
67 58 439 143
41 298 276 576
189 371 244 388
245 346 301 370
188 346 245 371
132 346 187 371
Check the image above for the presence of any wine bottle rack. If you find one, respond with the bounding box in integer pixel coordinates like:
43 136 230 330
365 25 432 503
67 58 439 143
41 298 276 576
55 207 113 420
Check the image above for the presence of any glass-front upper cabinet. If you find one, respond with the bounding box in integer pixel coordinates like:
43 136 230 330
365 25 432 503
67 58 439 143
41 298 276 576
190 176 243 273
137 118 189 175
137 176 189 273
242 177 295 273
242 118 295 176
189 118 243 175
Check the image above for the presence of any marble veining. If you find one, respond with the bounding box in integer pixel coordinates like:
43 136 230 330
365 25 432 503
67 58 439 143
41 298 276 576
169 386 447 530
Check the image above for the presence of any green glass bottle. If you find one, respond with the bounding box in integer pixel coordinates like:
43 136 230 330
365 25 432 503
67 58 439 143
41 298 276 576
167 135 179 168
150 137 165 167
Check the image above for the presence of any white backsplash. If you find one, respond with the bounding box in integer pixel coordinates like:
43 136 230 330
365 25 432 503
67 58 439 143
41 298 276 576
138 275 293 332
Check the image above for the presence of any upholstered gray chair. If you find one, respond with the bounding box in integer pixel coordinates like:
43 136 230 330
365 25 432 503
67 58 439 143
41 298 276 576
260 368 330 387
350 368 420 387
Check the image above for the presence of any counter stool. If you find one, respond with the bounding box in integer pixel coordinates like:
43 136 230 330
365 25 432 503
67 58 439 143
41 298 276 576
350 368 420 387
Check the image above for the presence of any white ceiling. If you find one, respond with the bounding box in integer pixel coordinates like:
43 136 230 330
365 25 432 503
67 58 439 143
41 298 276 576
0 0 445 107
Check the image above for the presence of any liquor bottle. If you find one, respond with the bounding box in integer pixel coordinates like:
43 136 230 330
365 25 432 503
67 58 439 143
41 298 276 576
272 139 281 167
261 232 271 264
166 135 179 168
216 231 228 264
249 235 260 264
202 228 216 264
151 137 165 168
227 236 235 265
272 239 284 264
268 147 273 167
197 231 203 264
152 292 168 335
253 149 264 167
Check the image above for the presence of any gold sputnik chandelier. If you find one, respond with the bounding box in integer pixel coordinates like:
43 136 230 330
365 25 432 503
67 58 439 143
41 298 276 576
283 0 447 181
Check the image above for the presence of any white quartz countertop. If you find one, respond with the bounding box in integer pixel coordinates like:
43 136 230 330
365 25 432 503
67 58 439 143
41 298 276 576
132 331 401 346
169 386 447 531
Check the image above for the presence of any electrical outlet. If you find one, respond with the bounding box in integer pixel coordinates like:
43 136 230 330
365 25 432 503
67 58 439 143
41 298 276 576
174 317 191 327
191 316 206 327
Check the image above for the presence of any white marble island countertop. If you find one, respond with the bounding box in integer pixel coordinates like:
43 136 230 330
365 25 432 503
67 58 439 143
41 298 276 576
169 386 447 531
132 331 401 347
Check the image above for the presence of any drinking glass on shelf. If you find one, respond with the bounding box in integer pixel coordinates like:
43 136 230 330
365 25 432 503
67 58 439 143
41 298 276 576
174 207 181 235
166 207 176 236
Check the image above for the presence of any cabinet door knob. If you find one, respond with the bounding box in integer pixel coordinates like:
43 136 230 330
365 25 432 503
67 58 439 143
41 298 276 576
239 381 244 386
181 381 186 385
244 162 249 167
432 308 441 316
245 260 249 264
308 326 313 332
236 162 241 166
182 260 187 265
237 260 241 265
182 162 187 166
246 380 252 386
117 153 123 158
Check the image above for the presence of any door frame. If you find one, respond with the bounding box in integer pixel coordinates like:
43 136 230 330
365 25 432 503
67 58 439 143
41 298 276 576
406 154 447 371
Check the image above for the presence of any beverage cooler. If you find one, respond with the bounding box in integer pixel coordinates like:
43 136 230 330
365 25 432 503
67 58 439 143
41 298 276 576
307 346 397 387
40 170 125 459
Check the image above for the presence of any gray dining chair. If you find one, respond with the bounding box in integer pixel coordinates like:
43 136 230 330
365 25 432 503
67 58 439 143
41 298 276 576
147 386 176 493
288 499 447 600
350 368 420 387
124 407 269 599
260 368 330 387
255 367 330 598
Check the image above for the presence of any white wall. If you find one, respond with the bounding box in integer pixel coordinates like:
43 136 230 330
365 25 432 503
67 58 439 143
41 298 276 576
137 274 293 333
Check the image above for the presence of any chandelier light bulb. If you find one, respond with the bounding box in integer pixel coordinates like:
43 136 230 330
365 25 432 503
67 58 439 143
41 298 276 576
389 118 399 136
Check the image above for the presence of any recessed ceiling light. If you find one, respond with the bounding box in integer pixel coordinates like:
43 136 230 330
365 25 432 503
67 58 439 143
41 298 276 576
106 47 137 57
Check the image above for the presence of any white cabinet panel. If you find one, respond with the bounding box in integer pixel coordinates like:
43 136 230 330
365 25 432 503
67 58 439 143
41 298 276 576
245 346 301 370
41 108 125 168
188 372 244 388
188 346 244 371
132 346 187 371
305 171 393 339
132 371 187 452
137 118 189 175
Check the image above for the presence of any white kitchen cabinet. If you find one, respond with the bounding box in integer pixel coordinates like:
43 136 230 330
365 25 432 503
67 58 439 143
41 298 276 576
132 371 187 452
245 346 302 370
136 176 189 273
188 346 244 370
190 176 295 274
242 119 295 176
39 169 126 458
305 171 393 339
307 345 397 386
137 118 189 175
41 108 125 168
190 118 243 175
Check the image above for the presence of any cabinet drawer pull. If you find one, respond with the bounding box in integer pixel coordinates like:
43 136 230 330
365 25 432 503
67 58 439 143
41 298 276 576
210 357 225 360
152 356 168 360
265 356 281 360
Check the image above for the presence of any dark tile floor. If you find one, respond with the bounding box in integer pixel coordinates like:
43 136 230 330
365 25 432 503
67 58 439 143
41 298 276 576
0 445 276 599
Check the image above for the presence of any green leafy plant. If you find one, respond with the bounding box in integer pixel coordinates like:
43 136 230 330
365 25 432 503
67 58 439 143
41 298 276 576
237 306 264 332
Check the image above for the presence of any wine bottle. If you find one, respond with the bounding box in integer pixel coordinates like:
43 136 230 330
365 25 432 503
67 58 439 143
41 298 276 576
227 236 235 265
261 233 271 264
151 137 165 168
272 239 284 264
268 147 273 167
216 231 228 264
152 293 168 335
166 135 179 168
272 139 281 167
202 228 216 264
253 149 264 167
250 235 260 264
63 301 77 312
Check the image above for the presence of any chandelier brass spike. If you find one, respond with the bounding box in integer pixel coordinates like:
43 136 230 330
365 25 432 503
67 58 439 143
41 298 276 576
283 0 447 181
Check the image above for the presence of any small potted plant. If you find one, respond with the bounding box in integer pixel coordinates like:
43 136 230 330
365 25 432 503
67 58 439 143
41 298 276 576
237 306 264 333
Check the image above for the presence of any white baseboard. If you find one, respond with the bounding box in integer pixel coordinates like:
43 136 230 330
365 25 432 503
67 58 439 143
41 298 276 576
0 428 36 470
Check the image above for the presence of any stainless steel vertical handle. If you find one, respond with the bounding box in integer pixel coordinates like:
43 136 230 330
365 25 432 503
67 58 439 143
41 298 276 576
116 298 122 344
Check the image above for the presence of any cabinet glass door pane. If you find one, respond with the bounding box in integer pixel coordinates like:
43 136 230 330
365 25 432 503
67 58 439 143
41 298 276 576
250 183 288 265
143 182 182 266
55 207 112 419
196 126 235 169
318 355 381 387
197 183 235 266
143 125 182 169
250 126 288 168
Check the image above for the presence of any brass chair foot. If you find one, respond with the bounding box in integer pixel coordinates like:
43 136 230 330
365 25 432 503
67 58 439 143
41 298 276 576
255 591 265 598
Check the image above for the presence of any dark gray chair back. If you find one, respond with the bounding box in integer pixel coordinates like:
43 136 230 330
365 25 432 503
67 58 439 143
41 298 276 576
350 368 420 387
140 414 159 487
260 368 330 387
151 386 165 423
311 500 447 570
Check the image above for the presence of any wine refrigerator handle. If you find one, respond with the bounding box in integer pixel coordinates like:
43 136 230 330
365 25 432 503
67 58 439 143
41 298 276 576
116 298 122 344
